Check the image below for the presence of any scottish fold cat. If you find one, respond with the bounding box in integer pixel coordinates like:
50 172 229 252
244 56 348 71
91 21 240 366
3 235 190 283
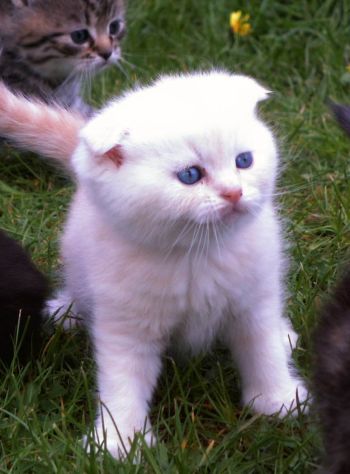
0 72 307 457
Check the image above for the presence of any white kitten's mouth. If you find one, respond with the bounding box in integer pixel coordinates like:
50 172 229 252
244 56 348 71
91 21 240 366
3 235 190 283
215 203 244 223
193 204 244 226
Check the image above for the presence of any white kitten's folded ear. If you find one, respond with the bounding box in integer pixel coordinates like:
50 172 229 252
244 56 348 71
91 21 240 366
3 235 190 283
78 103 128 167
256 85 271 102
225 74 271 111
243 76 271 104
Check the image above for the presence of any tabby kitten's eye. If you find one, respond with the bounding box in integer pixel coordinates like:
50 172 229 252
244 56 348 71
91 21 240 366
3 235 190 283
235 151 253 169
70 29 90 45
177 166 203 185
109 19 122 36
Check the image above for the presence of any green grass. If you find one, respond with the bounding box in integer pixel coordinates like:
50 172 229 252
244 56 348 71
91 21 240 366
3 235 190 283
1 0 350 471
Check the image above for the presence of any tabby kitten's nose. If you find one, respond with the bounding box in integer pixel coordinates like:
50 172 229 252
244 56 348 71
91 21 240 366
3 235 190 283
99 51 112 61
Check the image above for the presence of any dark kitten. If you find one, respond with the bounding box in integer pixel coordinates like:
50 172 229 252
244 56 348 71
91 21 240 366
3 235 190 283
329 102 350 136
313 103 350 473
314 268 350 474
0 229 48 366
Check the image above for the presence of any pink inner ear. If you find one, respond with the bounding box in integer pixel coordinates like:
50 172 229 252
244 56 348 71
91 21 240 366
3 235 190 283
103 146 123 167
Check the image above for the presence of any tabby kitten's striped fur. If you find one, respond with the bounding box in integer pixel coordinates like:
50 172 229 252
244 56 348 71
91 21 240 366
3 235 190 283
0 0 125 115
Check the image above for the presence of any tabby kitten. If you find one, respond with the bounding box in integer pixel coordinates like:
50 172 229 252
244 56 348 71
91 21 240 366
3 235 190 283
0 0 125 115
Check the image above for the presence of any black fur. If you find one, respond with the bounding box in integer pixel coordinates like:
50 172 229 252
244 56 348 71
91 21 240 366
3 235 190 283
313 103 350 473
314 269 350 474
329 102 350 136
0 230 48 366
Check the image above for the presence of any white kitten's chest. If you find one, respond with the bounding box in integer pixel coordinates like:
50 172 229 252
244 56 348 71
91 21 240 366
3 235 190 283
110 250 234 349
84 234 251 350
64 191 280 351
174 243 260 352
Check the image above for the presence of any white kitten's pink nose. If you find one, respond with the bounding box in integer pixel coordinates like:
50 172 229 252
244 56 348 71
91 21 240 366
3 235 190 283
221 188 242 203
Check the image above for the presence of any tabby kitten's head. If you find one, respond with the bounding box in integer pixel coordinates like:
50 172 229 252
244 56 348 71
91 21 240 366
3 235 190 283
1 0 125 82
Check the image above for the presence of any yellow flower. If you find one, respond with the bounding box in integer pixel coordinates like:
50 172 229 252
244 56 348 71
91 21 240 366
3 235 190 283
346 64 350 73
230 10 252 36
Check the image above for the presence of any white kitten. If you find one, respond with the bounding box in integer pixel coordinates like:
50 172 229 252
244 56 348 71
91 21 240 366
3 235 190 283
0 71 308 458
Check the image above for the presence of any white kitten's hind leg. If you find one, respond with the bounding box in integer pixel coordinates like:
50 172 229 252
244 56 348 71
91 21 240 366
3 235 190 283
44 289 81 329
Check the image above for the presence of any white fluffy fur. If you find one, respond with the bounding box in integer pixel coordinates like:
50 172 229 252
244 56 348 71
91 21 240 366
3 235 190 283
48 71 307 457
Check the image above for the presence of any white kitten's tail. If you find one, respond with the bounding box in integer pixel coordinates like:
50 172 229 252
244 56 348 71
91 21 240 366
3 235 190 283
0 81 86 165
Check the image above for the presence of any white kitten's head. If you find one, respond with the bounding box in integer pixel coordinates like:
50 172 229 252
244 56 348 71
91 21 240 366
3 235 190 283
73 71 277 249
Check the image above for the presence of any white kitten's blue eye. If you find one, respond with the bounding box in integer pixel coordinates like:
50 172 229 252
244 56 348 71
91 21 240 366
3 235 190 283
177 166 202 185
70 29 90 44
235 151 253 169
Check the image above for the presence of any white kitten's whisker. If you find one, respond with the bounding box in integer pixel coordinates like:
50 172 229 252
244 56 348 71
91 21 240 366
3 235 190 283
204 217 211 267
148 212 182 246
245 205 263 219
210 213 223 261
215 223 226 258
186 222 201 260
269 185 313 197
192 223 204 265
162 219 196 263
272 178 327 197
195 223 208 267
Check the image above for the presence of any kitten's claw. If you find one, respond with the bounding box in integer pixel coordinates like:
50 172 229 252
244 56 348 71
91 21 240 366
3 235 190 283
245 381 309 417
83 424 155 461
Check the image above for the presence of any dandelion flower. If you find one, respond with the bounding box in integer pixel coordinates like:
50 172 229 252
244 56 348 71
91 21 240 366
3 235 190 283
230 10 252 36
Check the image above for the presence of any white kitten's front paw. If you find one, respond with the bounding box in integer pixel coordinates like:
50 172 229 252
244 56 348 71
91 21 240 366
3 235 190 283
244 380 309 417
85 422 155 460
